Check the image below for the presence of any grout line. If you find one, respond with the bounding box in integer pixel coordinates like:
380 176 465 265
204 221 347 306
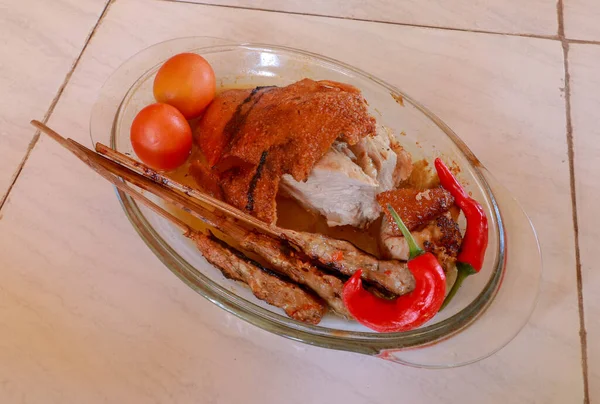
0 0 115 212
162 0 600 45
0 135 40 210
557 1 590 403
557 0 566 37
569 38 600 46
159 0 561 41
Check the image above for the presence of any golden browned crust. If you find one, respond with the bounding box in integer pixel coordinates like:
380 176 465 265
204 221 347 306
241 232 350 318
192 232 326 324
377 187 455 231
423 213 463 269
193 79 377 223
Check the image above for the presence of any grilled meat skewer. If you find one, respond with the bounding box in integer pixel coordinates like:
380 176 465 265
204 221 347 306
31 120 326 324
36 121 343 317
240 232 350 318
195 232 326 324
94 143 416 297
95 140 350 316
283 230 415 296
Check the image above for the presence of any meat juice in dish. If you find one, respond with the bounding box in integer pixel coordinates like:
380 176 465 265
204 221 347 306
129 54 488 331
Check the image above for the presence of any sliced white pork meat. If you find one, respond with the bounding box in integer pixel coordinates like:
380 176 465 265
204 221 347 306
281 128 413 228
280 142 380 227
389 136 414 186
349 126 413 191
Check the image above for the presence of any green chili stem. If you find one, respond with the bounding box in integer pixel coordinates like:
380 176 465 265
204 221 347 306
440 262 477 310
387 204 424 260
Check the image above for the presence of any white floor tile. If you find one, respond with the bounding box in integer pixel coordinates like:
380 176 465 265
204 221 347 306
565 0 600 41
179 0 558 36
570 43 600 403
0 0 109 203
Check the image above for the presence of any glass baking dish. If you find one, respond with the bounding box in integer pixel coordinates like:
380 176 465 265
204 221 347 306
91 37 541 368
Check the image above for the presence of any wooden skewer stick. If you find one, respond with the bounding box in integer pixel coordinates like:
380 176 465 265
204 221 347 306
35 127 348 315
30 120 415 297
30 120 250 241
30 120 192 236
30 120 329 323
73 139 250 240
92 136 415 296
95 142 281 239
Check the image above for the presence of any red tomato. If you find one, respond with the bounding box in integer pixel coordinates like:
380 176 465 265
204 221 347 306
153 53 216 119
130 103 192 171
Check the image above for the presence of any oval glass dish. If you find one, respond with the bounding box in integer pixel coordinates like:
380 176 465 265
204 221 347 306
91 37 542 368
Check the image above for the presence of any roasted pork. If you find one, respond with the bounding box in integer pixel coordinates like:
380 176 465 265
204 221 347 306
380 211 462 295
377 186 455 231
280 142 380 228
349 127 412 191
281 128 413 228
380 211 462 262
193 79 377 223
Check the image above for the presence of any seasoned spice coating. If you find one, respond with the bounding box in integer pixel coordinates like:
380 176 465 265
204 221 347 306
283 229 416 296
193 79 377 223
377 187 454 231
192 232 326 324
241 232 350 318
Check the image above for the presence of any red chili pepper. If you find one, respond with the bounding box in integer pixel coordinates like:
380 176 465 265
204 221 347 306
342 206 446 332
434 158 489 309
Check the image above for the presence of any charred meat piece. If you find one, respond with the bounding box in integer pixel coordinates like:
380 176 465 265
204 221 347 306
282 229 415 296
423 213 463 267
377 187 454 231
380 210 462 296
380 210 462 263
193 79 377 223
241 232 350 318
219 151 282 223
280 142 380 228
192 232 326 324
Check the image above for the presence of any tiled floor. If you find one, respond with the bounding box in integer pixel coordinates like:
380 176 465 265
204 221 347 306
0 0 110 205
565 0 600 41
0 0 596 402
182 0 559 35
570 43 600 402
